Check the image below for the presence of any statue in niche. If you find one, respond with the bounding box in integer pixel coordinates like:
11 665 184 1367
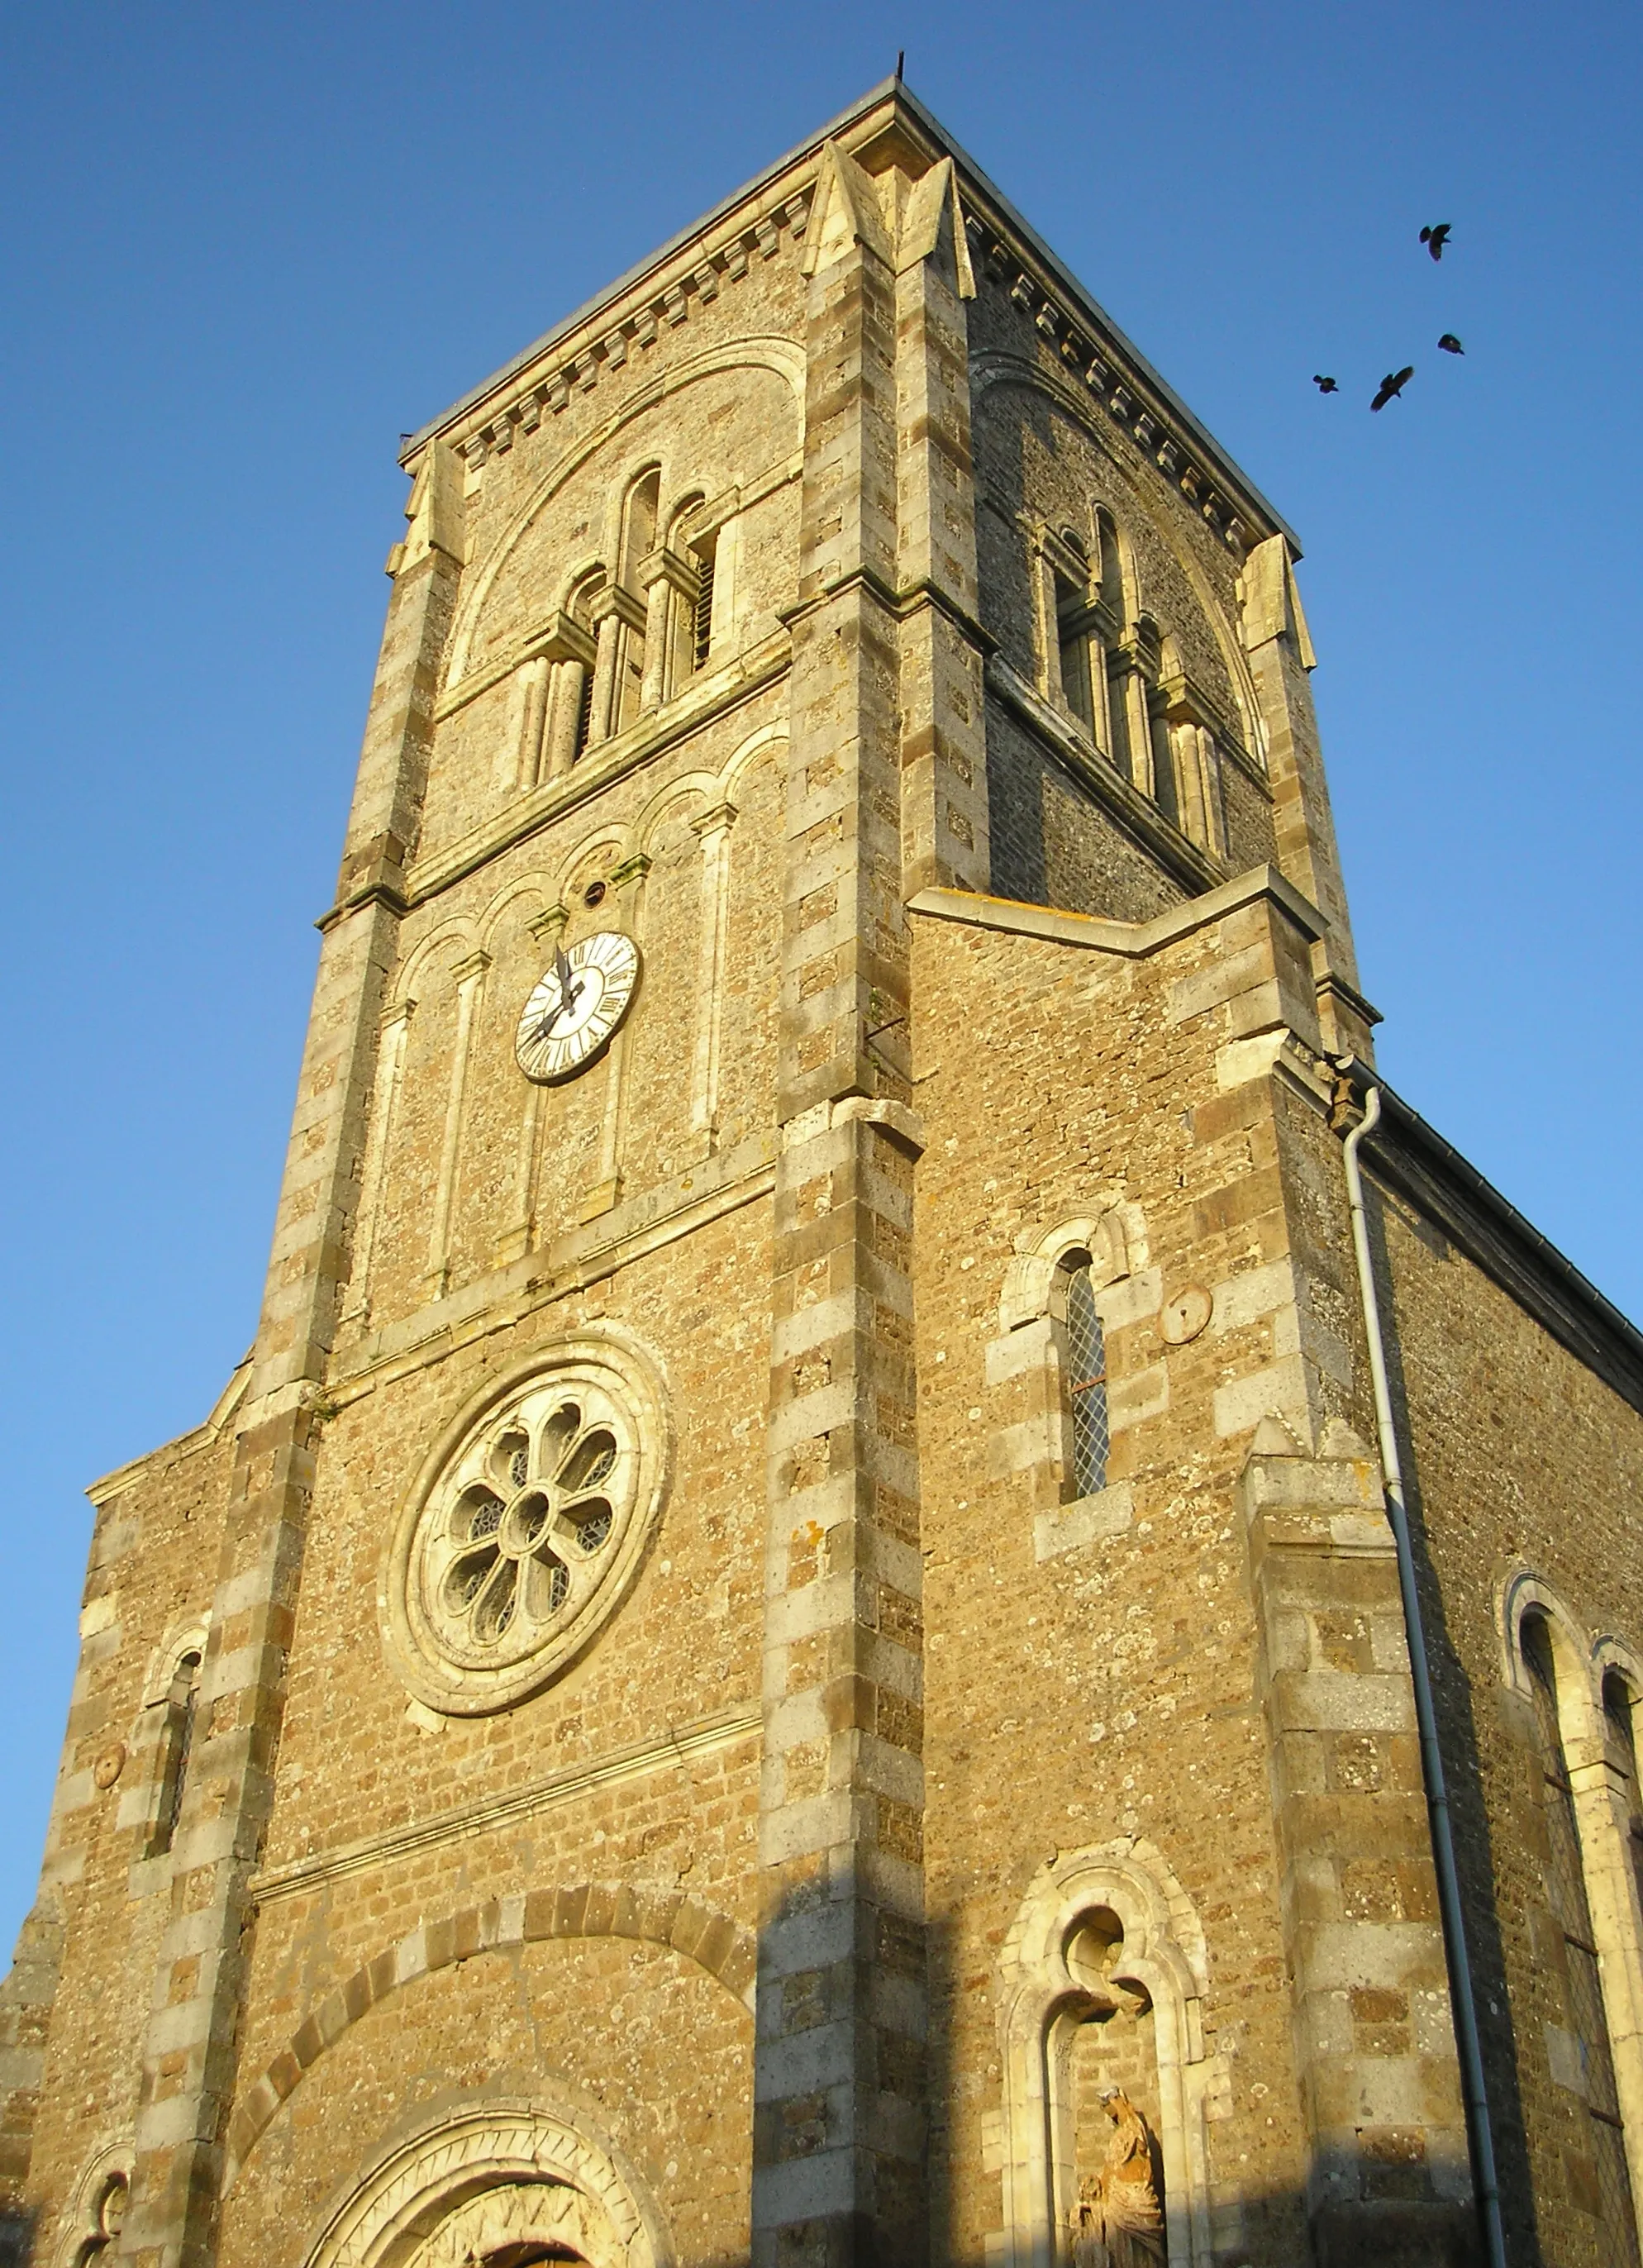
1069 2088 1165 2267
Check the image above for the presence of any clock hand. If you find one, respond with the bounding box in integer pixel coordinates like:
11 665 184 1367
531 948 583 1044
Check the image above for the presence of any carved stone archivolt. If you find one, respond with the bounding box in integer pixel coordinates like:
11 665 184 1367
382 1338 670 1715
52 2141 131 2268
302 2099 669 2268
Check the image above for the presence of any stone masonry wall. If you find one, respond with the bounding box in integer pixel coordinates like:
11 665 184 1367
1376 1189 1643 2268
9 1416 236 2260
907 879 1471 2268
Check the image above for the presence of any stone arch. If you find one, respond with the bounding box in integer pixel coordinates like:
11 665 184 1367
1502 1563 1643 2222
52 2137 132 2268
140 1616 211 1709
551 827 629 915
719 719 787 806
222 1884 757 2193
989 1838 1221 2267
1598 1634 1643 1714
297 2094 672 2268
388 917 481 1015
989 1206 1161 1558
631 769 722 863
998 1205 1146 1336
476 874 558 960
1498 1564 1596 1724
447 338 804 686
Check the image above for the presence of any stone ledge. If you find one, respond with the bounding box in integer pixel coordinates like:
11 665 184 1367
1033 1481 1135 1563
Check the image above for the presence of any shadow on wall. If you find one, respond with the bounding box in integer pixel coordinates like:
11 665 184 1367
0 1875 1526 2268
1365 1180 1546 2268
763 1882 1491 2268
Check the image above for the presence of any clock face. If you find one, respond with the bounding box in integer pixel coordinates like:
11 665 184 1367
515 931 640 1084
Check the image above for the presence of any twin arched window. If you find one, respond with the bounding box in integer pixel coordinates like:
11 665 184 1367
1042 507 1227 860
520 471 726 793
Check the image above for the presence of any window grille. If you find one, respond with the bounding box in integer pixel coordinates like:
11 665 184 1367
1526 1617 1641 2262
1063 1261 1109 1499
573 665 595 760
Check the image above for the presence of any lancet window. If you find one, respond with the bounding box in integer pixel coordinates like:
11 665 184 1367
149 1646 202 1860
524 473 735 795
1056 1253 1110 1502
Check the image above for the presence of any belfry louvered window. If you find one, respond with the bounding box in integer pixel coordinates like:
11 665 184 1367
692 536 717 670
1060 1257 1109 1500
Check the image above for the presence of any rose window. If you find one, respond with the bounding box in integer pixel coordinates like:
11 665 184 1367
383 1345 667 1714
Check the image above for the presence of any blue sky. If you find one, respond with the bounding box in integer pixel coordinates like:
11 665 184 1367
2 0 1638 1955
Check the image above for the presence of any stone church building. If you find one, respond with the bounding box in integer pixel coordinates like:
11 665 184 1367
7 76 1643 2268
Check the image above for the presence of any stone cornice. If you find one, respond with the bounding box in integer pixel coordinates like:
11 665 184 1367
318 628 790 922
398 79 1294 559
907 863 1326 962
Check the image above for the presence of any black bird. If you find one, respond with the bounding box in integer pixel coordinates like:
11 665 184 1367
1371 365 1415 411
1438 332 1464 355
1312 374 1340 393
1420 222 1452 260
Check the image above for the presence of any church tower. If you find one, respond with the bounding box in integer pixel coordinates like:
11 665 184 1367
10 78 1643 2268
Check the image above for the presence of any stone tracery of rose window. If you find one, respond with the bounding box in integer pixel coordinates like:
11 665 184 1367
441 1403 623 1646
384 1346 666 1716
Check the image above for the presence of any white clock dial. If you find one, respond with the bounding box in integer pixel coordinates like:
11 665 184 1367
515 931 641 1084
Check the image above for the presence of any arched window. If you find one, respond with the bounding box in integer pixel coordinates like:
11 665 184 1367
1055 1252 1109 1502
149 1648 202 1860
1606 1672 1643 1933
1056 565 1098 739
617 465 660 587
1523 1611 1641 2260
59 2151 133 2268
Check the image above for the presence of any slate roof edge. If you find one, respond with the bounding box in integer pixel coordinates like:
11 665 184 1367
1337 1058 1643 1419
399 77 1298 554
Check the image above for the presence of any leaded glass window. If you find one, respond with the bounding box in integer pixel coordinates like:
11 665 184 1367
1061 1258 1109 1502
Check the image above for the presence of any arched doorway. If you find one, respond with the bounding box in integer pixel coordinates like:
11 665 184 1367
302 2101 669 2268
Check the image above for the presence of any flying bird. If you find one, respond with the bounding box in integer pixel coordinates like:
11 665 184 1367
1371 366 1415 411
1312 374 1340 393
1438 333 1465 355
1420 222 1452 260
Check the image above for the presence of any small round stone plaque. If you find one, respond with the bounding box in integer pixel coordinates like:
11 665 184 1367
1160 1284 1213 1346
93 1742 126 1791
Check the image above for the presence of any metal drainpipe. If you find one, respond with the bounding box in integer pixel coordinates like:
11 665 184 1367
1340 1079 1507 2268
